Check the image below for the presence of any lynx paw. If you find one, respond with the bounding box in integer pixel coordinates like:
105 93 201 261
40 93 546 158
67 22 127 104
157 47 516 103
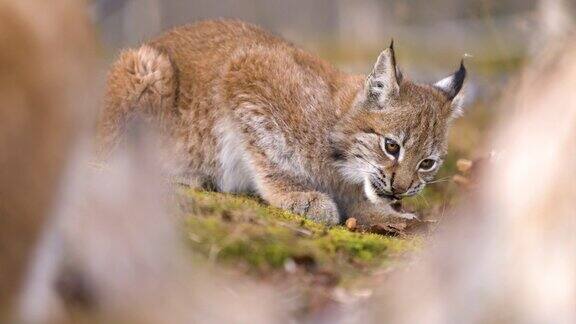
282 192 340 225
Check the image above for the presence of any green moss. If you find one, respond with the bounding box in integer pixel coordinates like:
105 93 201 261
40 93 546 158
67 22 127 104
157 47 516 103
318 228 395 262
180 189 419 282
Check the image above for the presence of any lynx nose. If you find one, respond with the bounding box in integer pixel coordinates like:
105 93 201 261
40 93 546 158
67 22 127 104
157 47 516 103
391 186 407 195
390 172 410 195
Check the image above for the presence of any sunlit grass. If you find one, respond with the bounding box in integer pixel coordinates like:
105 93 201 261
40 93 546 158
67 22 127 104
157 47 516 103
179 189 419 282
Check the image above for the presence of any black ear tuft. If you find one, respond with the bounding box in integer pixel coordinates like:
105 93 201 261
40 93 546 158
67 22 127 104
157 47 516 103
434 60 467 100
453 59 466 96
388 39 397 73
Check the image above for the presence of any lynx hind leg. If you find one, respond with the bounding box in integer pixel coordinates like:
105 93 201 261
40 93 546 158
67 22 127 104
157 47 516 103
97 45 177 160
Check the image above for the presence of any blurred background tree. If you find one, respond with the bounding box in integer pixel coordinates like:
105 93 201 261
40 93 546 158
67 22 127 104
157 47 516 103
89 0 572 96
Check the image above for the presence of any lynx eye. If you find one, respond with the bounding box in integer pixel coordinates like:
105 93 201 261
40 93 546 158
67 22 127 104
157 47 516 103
418 159 436 171
384 138 400 156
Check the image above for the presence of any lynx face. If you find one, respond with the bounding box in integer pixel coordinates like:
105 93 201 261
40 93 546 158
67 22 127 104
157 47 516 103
332 43 466 203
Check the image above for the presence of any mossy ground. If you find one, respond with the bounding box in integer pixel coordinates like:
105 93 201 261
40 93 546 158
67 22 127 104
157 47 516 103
179 190 419 283
176 189 427 314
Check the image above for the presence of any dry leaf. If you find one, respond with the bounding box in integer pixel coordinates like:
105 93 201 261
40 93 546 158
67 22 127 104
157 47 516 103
456 159 473 173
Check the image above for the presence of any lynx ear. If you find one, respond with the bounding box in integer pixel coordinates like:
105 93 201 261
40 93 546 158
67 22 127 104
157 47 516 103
434 60 467 118
434 60 466 100
364 40 401 107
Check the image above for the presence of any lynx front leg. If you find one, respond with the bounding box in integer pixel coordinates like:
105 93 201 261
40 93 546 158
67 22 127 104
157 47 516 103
264 187 341 225
250 166 340 224
228 102 340 224
241 148 340 224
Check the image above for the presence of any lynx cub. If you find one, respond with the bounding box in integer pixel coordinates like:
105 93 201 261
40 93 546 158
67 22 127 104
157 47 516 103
98 19 466 225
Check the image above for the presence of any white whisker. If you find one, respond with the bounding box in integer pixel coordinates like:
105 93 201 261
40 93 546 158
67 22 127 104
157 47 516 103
426 176 451 184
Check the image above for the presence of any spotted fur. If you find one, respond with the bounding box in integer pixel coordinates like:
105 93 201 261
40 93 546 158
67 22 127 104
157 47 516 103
98 19 466 225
